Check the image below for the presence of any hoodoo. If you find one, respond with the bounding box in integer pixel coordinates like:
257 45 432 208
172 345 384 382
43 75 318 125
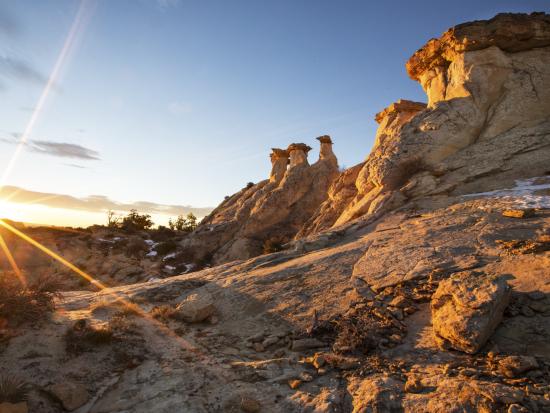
181 136 339 264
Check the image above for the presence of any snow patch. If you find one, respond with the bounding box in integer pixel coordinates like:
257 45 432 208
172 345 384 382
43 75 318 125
146 250 158 257
163 252 177 261
463 176 550 209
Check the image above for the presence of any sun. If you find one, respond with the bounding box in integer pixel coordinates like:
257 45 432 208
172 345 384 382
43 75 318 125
0 201 26 223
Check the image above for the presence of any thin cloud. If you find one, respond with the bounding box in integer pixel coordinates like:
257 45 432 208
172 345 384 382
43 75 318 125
156 0 181 9
0 185 213 218
0 55 48 87
0 8 19 37
168 100 192 115
30 140 100 160
0 136 100 161
63 163 88 169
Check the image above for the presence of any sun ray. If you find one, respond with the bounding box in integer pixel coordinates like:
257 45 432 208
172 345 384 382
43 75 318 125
0 0 94 190
0 233 26 286
0 218 203 354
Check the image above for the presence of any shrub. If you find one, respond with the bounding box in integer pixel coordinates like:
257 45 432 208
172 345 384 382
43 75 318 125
154 240 178 255
65 319 114 354
150 305 177 322
125 237 148 258
168 213 198 232
121 209 154 231
245 182 254 189
262 238 283 254
0 375 27 403
0 273 63 327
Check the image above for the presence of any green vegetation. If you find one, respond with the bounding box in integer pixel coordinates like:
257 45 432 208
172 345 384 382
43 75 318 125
168 213 198 232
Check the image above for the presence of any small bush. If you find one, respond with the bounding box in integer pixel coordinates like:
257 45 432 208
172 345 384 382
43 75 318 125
168 213 198 232
150 305 177 322
245 182 254 189
121 209 154 231
0 273 63 327
65 319 114 354
262 238 283 254
154 240 178 256
125 237 148 258
0 375 28 403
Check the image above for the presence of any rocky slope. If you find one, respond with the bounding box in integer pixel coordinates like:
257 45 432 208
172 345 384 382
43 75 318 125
1 12 549 413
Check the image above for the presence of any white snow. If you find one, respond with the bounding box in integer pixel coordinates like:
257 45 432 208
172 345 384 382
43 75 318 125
163 252 177 261
164 265 176 272
144 239 155 246
147 277 162 283
146 250 158 257
463 176 550 209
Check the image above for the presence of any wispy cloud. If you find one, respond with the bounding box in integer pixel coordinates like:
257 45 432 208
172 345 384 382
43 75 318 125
30 140 100 160
156 0 181 9
63 163 89 169
0 55 48 87
0 185 213 218
0 8 19 37
0 136 100 161
168 100 192 115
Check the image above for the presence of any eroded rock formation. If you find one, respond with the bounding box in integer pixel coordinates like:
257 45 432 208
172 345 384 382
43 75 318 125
182 137 339 264
300 12 550 235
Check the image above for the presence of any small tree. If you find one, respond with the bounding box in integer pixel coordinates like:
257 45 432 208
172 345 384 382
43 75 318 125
121 209 154 231
168 212 198 232
106 210 121 228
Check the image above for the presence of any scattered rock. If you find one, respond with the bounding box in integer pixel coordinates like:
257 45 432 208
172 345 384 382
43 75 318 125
498 356 539 378
431 271 511 354
48 382 89 411
288 379 302 389
240 396 261 413
291 338 325 351
404 375 423 393
349 375 404 412
502 209 535 219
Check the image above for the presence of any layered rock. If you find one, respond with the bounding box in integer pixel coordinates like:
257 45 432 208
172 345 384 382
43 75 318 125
300 12 550 236
182 137 339 264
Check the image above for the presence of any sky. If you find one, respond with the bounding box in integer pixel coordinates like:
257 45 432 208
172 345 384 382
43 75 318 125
0 0 548 227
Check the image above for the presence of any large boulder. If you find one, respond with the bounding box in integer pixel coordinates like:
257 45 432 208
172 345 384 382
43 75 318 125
174 291 216 323
431 271 512 353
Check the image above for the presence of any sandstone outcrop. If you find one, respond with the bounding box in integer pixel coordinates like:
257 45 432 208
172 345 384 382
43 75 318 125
182 137 339 264
431 271 512 354
300 12 550 236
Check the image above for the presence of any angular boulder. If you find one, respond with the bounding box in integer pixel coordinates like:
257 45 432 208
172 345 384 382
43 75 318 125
431 271 511 353
174 291 216 323
48 382 89 411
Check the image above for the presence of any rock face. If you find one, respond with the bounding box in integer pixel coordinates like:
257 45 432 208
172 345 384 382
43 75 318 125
431 271 512 353
300 12 550 235
182 137 339 264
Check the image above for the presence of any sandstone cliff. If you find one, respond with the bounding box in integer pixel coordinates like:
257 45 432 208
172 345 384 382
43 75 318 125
182 136 339 264
300 12 550 235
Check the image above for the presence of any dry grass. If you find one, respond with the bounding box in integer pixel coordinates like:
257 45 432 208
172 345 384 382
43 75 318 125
0 375 28 403
0 272 64 327
150 304 178 322
65 319 114 354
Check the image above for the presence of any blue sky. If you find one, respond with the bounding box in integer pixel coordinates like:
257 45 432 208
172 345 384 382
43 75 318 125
0 0 548 225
